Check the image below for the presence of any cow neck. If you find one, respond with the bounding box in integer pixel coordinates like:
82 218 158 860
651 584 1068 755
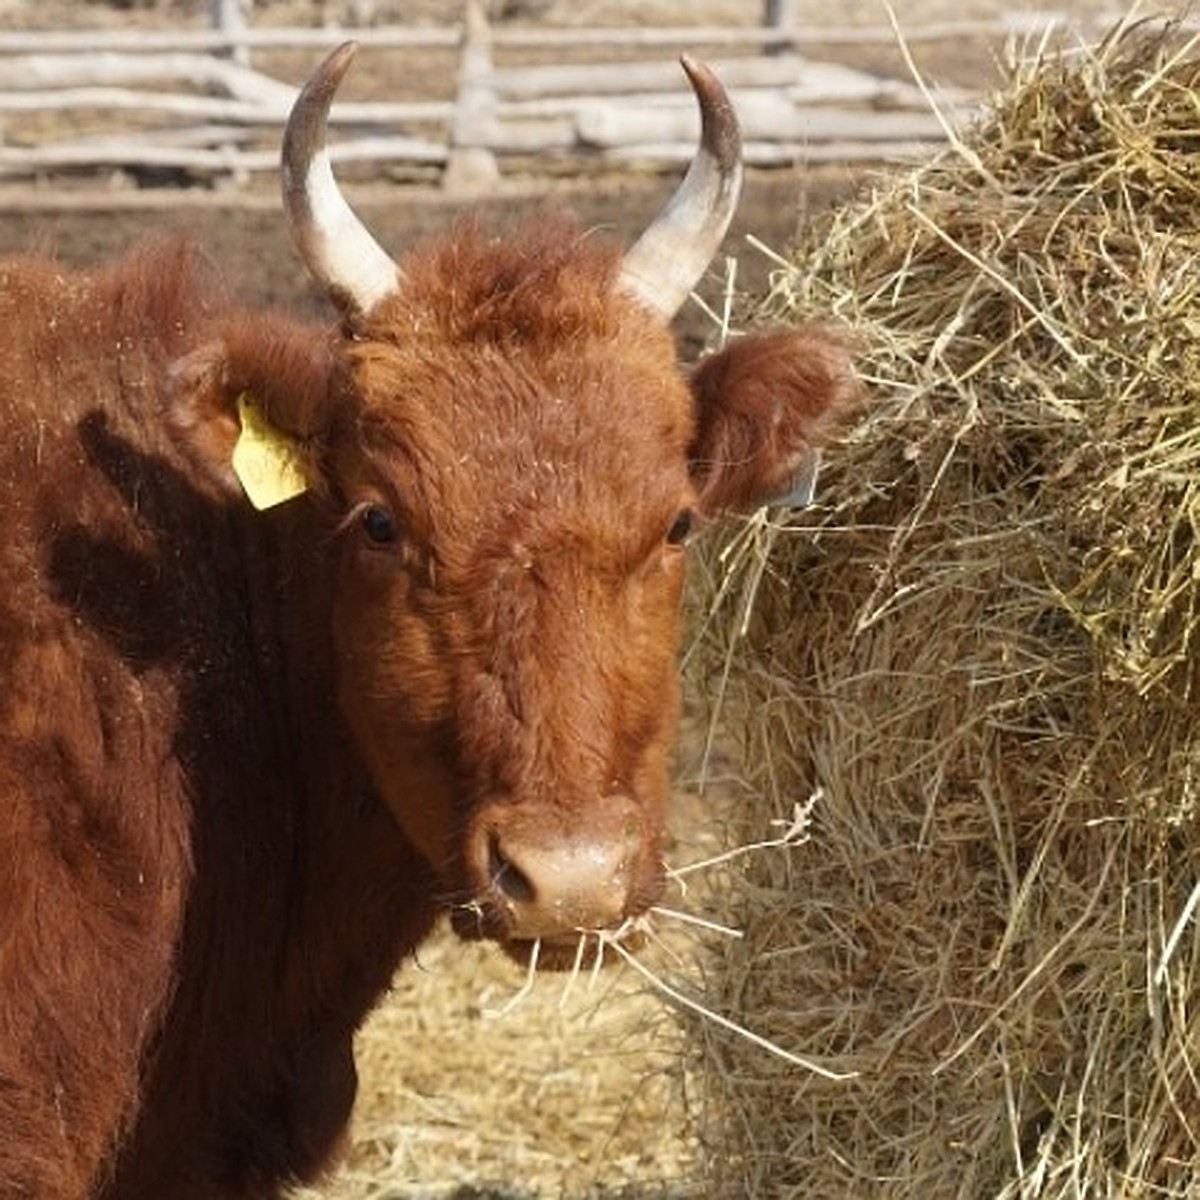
111 500 439 1197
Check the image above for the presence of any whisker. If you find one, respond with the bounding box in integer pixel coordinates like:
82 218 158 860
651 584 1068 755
482 938 540 1019
649 905 744 940
433 884 476 909
605 937 859 1082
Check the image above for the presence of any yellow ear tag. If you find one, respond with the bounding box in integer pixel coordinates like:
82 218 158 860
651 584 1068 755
231 393 309 511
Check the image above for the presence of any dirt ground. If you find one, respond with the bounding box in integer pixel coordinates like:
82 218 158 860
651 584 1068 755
0 1 1148 1197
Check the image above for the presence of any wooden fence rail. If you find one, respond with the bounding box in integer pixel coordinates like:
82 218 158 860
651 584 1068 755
0 6 1115 196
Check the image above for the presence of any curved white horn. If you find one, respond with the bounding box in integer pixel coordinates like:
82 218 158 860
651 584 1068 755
618 56 744 320
281 42 400 315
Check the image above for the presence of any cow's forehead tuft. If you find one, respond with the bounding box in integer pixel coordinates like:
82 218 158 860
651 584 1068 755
381 216 634 349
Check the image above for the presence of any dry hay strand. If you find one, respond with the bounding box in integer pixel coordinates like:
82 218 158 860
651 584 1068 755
297 921 702 1199
690 19 1200 1200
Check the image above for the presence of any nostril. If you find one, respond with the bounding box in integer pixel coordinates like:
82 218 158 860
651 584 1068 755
487 831 536 905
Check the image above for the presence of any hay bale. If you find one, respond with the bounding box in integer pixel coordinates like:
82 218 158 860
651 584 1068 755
694 23 1200 1198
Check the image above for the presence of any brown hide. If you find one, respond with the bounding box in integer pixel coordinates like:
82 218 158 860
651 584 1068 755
0 241 435 1198
0 213 856 1197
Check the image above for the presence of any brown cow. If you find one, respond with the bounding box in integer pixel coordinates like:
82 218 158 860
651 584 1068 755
0 44 857 1199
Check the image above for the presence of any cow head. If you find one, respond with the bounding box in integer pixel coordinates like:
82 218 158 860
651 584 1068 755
173 45 858 965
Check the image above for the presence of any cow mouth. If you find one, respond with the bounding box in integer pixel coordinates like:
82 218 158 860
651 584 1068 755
501 924 649 972
448 904 649 971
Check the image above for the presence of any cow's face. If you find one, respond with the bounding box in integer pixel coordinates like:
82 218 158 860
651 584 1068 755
322 230 699 956
172 46 858 964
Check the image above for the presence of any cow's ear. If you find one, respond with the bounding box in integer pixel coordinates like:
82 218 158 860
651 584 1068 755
687 328 860 514
169 316 334 509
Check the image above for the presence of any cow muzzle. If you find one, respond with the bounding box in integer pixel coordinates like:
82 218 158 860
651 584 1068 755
454 798 661 953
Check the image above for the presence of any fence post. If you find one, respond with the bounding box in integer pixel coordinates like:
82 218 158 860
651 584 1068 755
210 0 249 65
209 0 249 188
764 0 798 25
764 0 799 52
443 0 501 194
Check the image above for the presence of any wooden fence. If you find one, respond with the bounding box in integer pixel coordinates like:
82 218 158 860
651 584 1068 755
0 4 1122 197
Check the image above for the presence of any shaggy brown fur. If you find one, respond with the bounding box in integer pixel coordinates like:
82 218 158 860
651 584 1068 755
0 219 856 1199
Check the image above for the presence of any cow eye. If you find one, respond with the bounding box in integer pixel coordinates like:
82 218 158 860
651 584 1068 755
665 508 696 547
360 504 397 546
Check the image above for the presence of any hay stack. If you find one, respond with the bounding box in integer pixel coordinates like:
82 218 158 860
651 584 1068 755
695 24 1200 1198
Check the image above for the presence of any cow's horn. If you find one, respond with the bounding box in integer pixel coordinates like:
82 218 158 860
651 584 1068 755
282 42 400 315
618 56 743 320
